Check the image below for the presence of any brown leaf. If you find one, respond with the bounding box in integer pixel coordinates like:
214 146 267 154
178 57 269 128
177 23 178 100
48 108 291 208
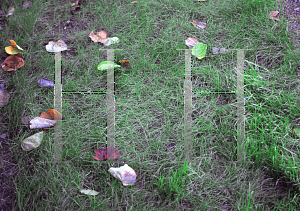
1 53 24 71
89 30 109 44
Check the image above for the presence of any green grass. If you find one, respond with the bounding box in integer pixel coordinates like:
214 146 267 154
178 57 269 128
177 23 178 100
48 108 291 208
1 0 300 210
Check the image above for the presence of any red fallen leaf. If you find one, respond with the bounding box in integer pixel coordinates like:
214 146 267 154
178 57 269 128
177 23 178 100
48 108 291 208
92 145 120 161
119 60 130 68
1 53 24 71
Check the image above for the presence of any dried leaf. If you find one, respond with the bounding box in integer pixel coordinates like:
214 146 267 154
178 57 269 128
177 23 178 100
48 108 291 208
38 78 54 88
89 30 109 44
119 60 130 68
92 145 120 161
29 117 56 129
23 1 32 10
6 7 15 17
108 164 136 186
192 20 206 29
1 53 24 71
40 109 62 121
21 131 44 151
185 38 199 50
5 40 26 55
45 40 67 52
269 11 279 21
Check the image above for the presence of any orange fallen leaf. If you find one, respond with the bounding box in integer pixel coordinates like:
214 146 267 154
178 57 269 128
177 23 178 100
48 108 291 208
5 40 26 55
40 109 62 129
92 145 120 161
132 1 137 3
1 53 24 71
89 30 109 44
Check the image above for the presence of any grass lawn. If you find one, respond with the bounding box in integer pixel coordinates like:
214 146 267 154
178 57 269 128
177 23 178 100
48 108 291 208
1 0 300 210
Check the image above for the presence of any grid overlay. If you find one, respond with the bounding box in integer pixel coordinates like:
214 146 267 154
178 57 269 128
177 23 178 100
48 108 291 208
51 48 250 164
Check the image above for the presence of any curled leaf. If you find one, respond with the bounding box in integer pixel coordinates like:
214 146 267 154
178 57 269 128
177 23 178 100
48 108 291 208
46 40 67 52
108 164 136 186
40 109 62 121
38 78 54 88
29 117 56 129
185 37 199 50
5 40 26 55
97 61 121 71
1 53 24 71
21 131 44 151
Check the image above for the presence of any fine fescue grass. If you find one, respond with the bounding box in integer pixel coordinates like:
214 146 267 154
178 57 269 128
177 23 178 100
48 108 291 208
1 0 300 210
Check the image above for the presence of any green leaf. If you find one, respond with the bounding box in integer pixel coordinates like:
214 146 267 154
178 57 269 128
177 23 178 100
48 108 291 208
192 42 207 60
293 128 300 138
79 189 100 196
97 61 121 71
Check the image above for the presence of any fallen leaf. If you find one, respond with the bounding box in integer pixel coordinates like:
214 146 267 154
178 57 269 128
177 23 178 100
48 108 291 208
79 189 99 196
132 1 137 3
5 40 26 55
269 11 279 21
40 109 62 121
92 145 120 161
192 42 207 60
6 7 15 17
22 1 32 10
104 37 119 46
0 84 10 107
293 128 300 138
38 78 54 88
1 53 24 71
89 30 108 44
29 117 56 129
197 0 207 1
97 61 121 71
45 40 68 52
21 131 44 151
119 60 130 68
108 164 136 186
29 109 62 129
185 37 199 50
192 20 206 29
212 47 229 55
